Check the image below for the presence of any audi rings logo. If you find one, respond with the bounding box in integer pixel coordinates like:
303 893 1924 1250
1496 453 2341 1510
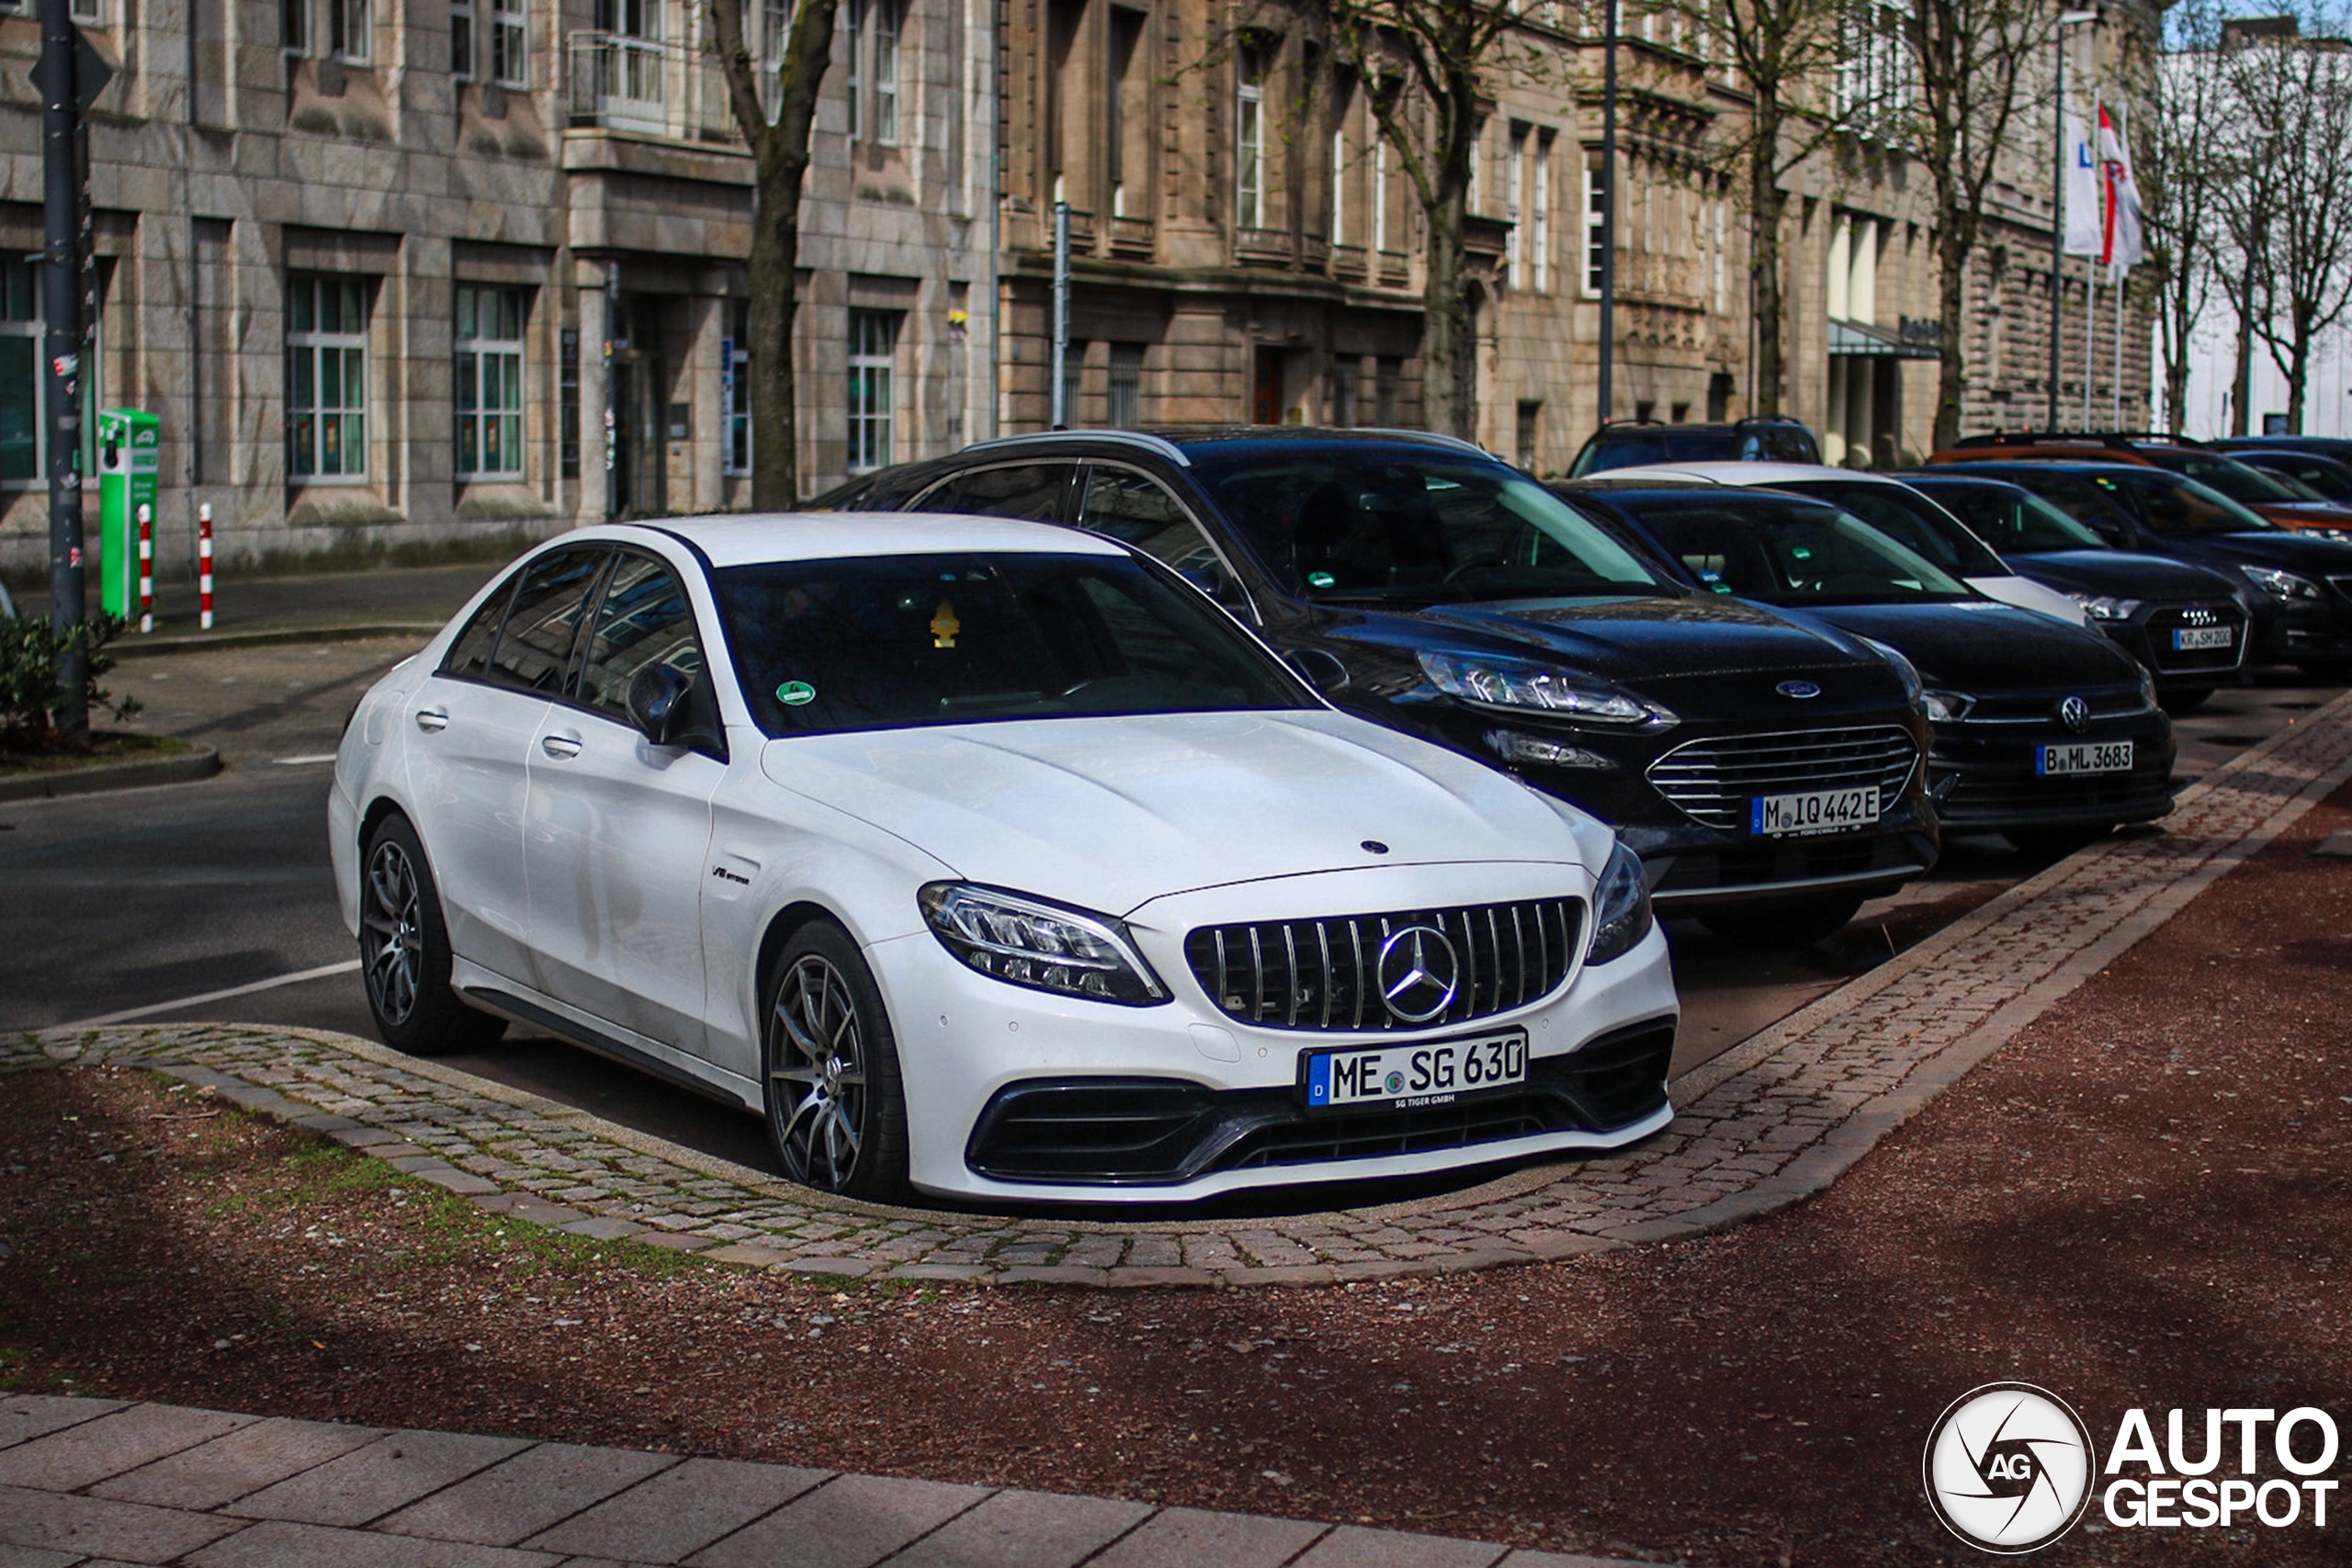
1374 924 1459 1023
1924 1383 2098 1553
2058 695 2091 733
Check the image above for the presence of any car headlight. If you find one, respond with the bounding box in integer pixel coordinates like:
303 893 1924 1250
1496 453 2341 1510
2242 565 2323 601
2136 668 2158 711
2069 593 2143 621
1858 637 1923 704
1586 840 1654 965
1922 688 1976 722
919 884 1169 1006
1418 651 1676 728
2307 528 2352 544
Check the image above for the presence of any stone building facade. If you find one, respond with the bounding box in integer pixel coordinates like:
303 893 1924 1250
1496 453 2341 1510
0 0 995 581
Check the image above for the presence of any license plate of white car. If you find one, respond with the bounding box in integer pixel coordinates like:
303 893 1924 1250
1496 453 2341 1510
1305 1032 1527 1111
2037 740 2133 775
2172 626 2233 651
1749 785 1880 837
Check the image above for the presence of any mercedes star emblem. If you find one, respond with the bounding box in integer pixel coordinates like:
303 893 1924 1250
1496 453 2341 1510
1374 924 1460 1024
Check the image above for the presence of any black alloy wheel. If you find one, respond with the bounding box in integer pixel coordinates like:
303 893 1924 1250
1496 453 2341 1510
763 921 910 1200
359 815 508 1055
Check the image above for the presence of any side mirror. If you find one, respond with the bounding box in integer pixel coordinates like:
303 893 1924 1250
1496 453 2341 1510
626 665 695 747
1285 647 1351 695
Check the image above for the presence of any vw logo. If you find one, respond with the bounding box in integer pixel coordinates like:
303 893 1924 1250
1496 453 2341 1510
1374 925 1459 1024
1777 680 1822 699
2058 695 2090 733
1923 1382 2097 1553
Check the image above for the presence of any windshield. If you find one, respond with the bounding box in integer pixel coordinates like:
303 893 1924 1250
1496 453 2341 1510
2248 456 2352 501
1777 479 2007 577
1911 480 2109 552
2088 469 2277 536
2147 452 2324 504
1192 448 1671 605
714 551 1311 737
1611 492 1974 605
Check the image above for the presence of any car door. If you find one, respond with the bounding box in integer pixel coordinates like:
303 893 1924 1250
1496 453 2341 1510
522 547 727 1060
404 547 606 983
1073 463 1258 621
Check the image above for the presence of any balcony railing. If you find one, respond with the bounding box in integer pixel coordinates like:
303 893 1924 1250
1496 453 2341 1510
567 33 738 145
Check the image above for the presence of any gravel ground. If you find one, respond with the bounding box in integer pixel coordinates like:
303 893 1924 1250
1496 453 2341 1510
6 784 2349 1568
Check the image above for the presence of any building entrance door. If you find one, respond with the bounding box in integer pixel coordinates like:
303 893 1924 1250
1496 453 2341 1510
1252 349 1285 424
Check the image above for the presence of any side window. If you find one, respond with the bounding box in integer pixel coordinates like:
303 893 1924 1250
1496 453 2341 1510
578 553 707 722
486 548 607 695
441 577 516 679
924 463 1074 521
1077 467 1248 612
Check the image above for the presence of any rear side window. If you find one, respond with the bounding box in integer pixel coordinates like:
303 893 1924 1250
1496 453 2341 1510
486 548 608 695
923 463 1074 521
441 580 515 680
578 553 706 722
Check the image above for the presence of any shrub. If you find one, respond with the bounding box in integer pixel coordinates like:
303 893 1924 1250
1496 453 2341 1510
0 612 140 750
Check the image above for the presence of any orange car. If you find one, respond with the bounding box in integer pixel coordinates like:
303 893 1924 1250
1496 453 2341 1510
1927 433 2352 534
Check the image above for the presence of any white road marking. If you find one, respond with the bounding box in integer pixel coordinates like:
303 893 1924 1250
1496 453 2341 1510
261 754 340 767
61 959 362 1028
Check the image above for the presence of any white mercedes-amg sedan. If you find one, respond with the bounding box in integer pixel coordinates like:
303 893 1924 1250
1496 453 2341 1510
329 514 1679 1204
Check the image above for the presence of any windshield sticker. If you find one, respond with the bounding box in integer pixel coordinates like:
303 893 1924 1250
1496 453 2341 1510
775 681 817 706
1308 571 1337 588
931 601 961 649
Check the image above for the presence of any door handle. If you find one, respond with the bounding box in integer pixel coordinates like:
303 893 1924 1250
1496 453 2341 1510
413 708 449 733
540 734 583 760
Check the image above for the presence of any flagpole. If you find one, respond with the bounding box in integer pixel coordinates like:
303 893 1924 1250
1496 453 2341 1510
2111 107 2129 428
2082 79 2100 432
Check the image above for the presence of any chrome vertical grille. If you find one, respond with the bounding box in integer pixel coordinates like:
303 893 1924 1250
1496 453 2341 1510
1183 898 1585 1032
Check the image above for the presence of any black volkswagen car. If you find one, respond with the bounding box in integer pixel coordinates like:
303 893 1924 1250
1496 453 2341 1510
1931 460 2352 679
1892 472 2251 710
830 427 1937 939
1556 479 2177 861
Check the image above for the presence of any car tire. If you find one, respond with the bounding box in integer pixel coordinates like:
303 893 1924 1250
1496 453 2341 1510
2006 825 2112 861
358 814 509 1056
2159 685 2213 715
1697 893 1864 946
762 921 910 1201
2294 660 2352 683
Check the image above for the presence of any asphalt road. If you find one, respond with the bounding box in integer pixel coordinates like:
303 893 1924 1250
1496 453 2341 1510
5 636 2332 1196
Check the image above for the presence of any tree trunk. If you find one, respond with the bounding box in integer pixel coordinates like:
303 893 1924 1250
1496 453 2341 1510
2229 308 2253 436
2285 318 2310 434
2162 305 2191 438
1748 102 1787 419
1931 222 1971 451
747 137 808 509
1421 183 1476 439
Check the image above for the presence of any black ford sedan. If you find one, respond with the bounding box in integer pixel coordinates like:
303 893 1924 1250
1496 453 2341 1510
830 427 1937 937
1557 479 2177 860
1894 472 2251 710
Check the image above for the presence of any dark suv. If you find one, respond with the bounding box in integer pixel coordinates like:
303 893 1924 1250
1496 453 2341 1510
1566 418 1821 479
832 426 1937 938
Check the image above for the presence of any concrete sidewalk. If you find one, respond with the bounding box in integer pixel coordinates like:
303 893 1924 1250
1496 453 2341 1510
0 1395 1666 1568
17 560 496 655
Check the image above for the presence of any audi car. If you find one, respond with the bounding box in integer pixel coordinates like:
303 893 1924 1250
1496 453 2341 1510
829 427 1938 941
1557 479 2177 861
330 513 1680 1204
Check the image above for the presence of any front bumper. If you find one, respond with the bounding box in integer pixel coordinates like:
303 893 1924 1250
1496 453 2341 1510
1926 708 2177 831
865 863 1680 1204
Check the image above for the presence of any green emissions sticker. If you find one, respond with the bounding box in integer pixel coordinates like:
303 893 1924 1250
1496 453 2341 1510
775 681 817 707
1308 571 1337 588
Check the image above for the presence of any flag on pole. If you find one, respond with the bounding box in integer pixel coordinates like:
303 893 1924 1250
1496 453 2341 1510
2064 110 2105 256
2097 104 2145 279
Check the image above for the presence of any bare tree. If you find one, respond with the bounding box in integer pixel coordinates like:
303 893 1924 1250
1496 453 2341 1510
1901 0 2053 449
709 0 840 506
2141 0 2231 435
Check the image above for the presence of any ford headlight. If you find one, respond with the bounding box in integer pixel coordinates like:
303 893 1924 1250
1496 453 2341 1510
1586 841 1654 964
919 884 1169 1005
1419 651 1675 729
2241 565 2322 601
2069 593 2142 621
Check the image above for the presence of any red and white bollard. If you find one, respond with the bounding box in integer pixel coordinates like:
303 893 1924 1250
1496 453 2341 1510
137 504 153 633
198 503 215 631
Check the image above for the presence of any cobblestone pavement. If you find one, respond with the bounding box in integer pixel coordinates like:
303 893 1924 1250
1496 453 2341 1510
15 691 2352 1286
0 1393 1664 1568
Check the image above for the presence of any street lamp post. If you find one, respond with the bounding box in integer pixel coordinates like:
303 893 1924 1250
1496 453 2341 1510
2048 8 2099 432
1598 0 1620 430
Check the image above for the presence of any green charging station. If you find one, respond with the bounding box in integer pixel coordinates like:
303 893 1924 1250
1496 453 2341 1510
96 407 159 619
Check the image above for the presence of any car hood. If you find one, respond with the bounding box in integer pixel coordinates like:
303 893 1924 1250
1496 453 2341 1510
1790 601 2144 692
2253 501 2352 530
759 710 1591 917
2008 549 2244 602
2169 530 2352 573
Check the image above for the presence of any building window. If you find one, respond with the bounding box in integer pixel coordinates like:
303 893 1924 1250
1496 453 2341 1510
0 260 40 483
282 0 308 52
456 285 526 480
759 0 789 118
844 0 864 139
1584 150 1606 297
1330 124 1347 246
1516 400 1542 471
452 0 475 78
1506 124 1527 289
871 0 900 144
287 275 369 480
1329 357 1356 427
846 308 899 473
1108 343 1145 427
723 299 752 475
1109 5 1147 217
328 0 371 63
1533 130 1553 294
490 0 526 85
1373 134 1389 254
1237 46 1268 231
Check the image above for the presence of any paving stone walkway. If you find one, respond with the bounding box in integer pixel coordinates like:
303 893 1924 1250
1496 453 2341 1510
13 690 2352 1286
0 1393 1661 1568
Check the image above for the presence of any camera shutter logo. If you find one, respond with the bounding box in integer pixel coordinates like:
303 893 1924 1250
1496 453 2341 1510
1923 1382 2097 1553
